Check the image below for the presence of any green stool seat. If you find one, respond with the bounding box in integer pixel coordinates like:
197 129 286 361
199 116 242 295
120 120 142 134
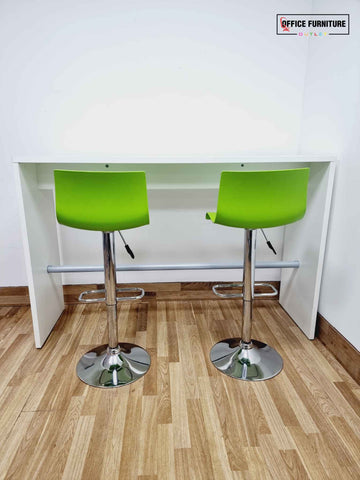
206 169 309 229
54 170 151 388
54 170 149 231
207 168 309 381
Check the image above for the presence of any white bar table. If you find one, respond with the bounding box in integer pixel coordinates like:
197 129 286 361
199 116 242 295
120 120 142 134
13 155 335 348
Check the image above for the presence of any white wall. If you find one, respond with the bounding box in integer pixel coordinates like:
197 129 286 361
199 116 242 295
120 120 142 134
299 0 360 350
0 0 310 286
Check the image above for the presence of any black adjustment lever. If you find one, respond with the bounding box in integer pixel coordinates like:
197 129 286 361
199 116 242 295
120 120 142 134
260 229 277 255
118 231 135 259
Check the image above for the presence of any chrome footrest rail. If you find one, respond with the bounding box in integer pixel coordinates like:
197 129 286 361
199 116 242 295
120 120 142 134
79 289 106 303
212 282 278 299
115 287 145 301
212 283 244 298
79 287 145 303
253 283 278 298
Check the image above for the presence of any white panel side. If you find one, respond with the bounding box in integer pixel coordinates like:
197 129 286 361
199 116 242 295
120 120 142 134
14 163 64 348
280 162 335 339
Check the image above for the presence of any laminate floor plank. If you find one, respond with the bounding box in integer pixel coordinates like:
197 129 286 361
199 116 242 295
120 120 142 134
6 410 66 480
0 299 359 480
0 411 34 480
197 376 235 479
35 396 85 480
210 375 248 471
61 415 95 480
157 357 172 424
157 424 176 480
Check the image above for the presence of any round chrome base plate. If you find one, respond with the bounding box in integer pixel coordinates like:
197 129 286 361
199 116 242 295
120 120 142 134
76 343 151 388
210 338 283 381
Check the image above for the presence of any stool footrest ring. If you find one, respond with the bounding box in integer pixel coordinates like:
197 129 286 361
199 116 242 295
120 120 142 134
79 287 145 303
79 289 106 303
116 287 145 301
253 283 278 297
212 283 244 298
212 282 278 299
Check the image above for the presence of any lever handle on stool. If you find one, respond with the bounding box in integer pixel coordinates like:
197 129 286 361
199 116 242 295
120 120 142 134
125 244 135 259
118 231 135 259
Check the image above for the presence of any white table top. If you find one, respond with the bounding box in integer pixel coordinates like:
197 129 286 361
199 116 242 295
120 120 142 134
13 154 336 164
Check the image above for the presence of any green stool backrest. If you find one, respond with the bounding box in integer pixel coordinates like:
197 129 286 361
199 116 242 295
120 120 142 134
213 168 309 229
54 170 149 231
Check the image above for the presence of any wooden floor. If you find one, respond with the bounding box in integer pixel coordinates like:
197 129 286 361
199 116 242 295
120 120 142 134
0 295 359 479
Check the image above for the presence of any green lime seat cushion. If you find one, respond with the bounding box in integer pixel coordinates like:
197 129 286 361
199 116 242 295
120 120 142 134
54 170 149 231
206 169 309 229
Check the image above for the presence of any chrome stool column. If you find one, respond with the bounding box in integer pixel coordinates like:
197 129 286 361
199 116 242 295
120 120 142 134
76 232 150 388
206 169 309 381
54 169 151 389
210 229 283 381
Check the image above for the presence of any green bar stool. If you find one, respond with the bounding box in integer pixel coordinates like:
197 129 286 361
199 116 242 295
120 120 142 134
54 170 151 388
206 168 309 381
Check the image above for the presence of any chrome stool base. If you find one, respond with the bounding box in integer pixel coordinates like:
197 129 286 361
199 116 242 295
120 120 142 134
76 343 151 388
210 337 283 381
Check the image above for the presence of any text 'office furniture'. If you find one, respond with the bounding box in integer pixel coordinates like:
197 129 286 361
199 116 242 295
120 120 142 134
207 169 309 381
54 170 151 388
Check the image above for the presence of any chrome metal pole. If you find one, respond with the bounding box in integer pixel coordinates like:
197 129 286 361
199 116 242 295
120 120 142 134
76 231 151 388
47 260 300 274
103 232 118 349
210 228 283 381
241 229 256 344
